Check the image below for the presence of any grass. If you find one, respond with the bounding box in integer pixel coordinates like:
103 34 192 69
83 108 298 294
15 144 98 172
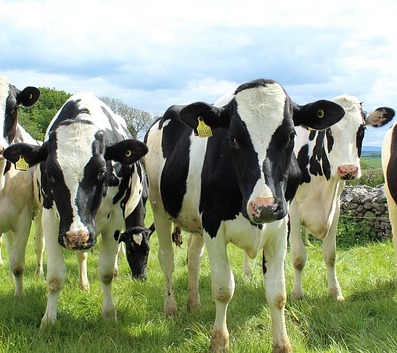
1 215 397 352
360 155 382 170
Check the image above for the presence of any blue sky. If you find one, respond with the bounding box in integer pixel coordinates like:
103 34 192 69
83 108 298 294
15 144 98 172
1 0 396 146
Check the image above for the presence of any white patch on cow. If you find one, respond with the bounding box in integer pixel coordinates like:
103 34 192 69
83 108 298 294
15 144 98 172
326 95 363 178
133 233 143 246
235 83 286 199
124 169 142 219
55 121 97 233
177 133 207 233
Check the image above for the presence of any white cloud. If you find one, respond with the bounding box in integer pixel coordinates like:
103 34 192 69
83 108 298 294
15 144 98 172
1 0 397 145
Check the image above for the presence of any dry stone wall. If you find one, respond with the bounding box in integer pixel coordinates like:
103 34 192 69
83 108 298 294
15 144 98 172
340 184 391 241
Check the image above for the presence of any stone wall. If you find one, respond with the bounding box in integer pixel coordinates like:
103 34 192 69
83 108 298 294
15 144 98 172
340 184 391 241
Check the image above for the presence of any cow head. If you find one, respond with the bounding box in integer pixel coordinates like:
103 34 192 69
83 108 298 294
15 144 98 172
0 76 40 152
115 224 154 280
297 95 395 182
3 123 148 250
179 79 345 224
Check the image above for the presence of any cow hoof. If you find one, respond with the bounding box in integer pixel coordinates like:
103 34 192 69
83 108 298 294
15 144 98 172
329 288 344 301
273 341 292 353
211 330 229 352
164 296 178 317
291 289 304 300
102 308 117 321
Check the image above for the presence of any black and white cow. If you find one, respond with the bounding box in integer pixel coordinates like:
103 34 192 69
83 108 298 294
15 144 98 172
289 95 394 301
0 75 40 296
115 170 154 280
3 92 148 328
382 120 397 275
144 79 345 353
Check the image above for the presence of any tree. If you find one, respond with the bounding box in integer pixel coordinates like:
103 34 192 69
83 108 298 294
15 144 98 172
100 96 156 139
17 89 155 141
18 87 72 141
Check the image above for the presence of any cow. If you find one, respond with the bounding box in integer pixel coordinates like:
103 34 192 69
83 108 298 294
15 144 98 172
381 120 397 276
3 92 148 328
144 79 345 353
289 95 394 301
0 75 40 296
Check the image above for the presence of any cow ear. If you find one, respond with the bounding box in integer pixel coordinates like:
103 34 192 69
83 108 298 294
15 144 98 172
3 142 48 167
180 102 230 136
293 100 345 130
104 139 148 164
17 87 40 107
365 107 395 127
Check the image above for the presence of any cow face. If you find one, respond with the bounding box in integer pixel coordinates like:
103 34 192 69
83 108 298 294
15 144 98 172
180 79 345 224
116 224 154 280
3 122 148 250
296 95 395 182
0 76 40 150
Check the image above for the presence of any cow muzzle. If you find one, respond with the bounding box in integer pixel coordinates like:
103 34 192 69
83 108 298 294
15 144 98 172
62 230 96 250
248 197 281 223
337 164 359 180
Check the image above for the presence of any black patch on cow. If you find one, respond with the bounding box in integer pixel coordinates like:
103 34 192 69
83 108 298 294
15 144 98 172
308 131 331 181
112 164 133 207
297 144 311 184
234 79 276 94
41 149 74 242
160 108 191 219
101 106 132 142
386 125 397 205
266 118 300 204
262 252 267 275
76 153 108 235
3 161 11 175
49 99 91 132
4 85 19 144
200 128 245 237
326 128 334 154
356 125 365 157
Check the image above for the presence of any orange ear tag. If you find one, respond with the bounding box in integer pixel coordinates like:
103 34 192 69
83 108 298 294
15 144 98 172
196 117 213 138
15 156 29 171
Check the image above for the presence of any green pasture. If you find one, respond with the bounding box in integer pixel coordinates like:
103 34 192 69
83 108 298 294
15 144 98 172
0 209 397 352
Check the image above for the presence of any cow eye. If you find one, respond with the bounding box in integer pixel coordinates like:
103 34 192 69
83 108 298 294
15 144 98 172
98 169 107 181
285 131 296 148
229 136 239 150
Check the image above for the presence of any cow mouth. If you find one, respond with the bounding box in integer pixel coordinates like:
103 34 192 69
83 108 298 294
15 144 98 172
251 204 282 223
340 174 356 181
61 232 96 250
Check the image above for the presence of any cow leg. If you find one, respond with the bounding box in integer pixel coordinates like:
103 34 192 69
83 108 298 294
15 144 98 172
155 214 177 317
41 209 66 329
289 205 306 299
263 221 292 353
242 251 252 277
322 207 344 301
76 250 89 291
187 233 204 311
9 212 32 297
204 233 234 352
98 232 118 321
34 212 45 277
390 202 397 277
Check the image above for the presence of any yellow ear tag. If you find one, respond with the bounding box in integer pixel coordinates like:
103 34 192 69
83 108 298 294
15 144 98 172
15 156 29 171
196 117 213 138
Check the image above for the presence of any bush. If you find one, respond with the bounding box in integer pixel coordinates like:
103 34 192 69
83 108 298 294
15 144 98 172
348 168 384 187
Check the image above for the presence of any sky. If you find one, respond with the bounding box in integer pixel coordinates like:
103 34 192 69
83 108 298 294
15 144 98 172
1 0 397 146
